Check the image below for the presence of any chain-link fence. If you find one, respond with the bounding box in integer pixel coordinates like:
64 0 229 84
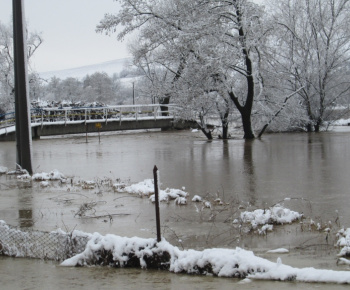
0 221 89 261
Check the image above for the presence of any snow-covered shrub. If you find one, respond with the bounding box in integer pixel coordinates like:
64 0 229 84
240 205 302 229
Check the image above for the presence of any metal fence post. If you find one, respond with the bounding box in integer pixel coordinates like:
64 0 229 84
153 165 161 242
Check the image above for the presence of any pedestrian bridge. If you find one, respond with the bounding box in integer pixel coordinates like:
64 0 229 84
0 104 187 141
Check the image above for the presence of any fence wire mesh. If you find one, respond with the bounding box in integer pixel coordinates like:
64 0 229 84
0 221 89 261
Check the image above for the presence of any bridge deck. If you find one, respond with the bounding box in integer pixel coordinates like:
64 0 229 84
0 104 189 141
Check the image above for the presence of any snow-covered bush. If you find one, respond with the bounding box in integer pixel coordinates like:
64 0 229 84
240 205 303 229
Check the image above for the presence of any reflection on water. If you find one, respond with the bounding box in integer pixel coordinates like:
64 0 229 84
1 129 350 221
243 140 256 206
1 128 350 289
18 209 33 228
18 186 34 228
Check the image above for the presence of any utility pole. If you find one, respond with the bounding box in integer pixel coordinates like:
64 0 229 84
13 0 33 174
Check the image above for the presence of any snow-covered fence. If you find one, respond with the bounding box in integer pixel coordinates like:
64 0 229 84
0 221 89 261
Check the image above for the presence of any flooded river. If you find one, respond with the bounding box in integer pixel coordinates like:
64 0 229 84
1 128 350 289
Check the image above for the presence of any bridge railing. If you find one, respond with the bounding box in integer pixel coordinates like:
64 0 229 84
0 104 177 130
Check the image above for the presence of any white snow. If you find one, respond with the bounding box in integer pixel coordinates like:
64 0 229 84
267 248 289 254
59 230 350 284
0 166 7 174
337 258 350 265
249 258 350 284
240 204 302 229
192 195 202 202
32 169 66 181
114 179 155 196
332 118 350 126
113 179 188 203
258 224 273 235
174 196 187 205
1 167 350 285
203 201 211 208
336 228 350 257
40 181 50 187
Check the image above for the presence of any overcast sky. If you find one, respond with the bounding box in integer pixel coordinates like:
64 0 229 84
0 0 130 73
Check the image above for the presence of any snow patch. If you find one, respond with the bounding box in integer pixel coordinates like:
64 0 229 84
240 205 302 229
32 169 66 181
267 248 289 254
113 179 188 203
192 195 203 202
59 231 350 284
336 228 350 257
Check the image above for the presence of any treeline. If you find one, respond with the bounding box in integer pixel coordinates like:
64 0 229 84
29 72 126 106
2 1 350 139
96 0 350 139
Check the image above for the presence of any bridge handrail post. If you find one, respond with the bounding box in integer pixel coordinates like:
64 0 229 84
65 109 67 125
119 107 122 125
41 110 44 128
154 106 157 121
136 106 138 121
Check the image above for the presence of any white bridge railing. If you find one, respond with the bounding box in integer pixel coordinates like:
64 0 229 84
0 104 177 130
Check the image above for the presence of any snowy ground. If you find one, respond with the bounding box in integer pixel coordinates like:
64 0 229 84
1 168 350 285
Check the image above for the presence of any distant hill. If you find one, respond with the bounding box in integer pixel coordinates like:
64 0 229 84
39 57 133 80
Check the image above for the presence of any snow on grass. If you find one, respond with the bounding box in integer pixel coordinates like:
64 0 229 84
32 169 66 181
113 179 155 196
174 196 187 205
59 230 350 284
113 179 188 203
336 228 350 257
258 224 273 235
240 204 303 229
192 195 202 202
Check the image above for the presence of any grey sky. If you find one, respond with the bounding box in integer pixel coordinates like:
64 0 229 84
1 0 129 73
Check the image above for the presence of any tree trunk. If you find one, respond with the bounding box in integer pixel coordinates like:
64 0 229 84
219 107 230 139
228 3 255 140
160 95 170 116
314 123 320 132
306 123 313 132
198 113 213 140
241 110 255 139
200 127 213 140
221 122 228 139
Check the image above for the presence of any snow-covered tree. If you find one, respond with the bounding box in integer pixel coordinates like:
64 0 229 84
97 0 268 139
0 21 42 112
59 77 82 103
267 0 350 132
83 72 118 103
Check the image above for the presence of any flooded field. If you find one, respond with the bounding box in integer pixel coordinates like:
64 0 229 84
1 128 350 288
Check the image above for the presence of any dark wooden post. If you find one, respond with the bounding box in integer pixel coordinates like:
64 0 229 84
12 0 33 174
153 165 161 242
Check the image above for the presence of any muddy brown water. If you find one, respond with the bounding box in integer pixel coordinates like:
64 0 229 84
1 127 350 289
